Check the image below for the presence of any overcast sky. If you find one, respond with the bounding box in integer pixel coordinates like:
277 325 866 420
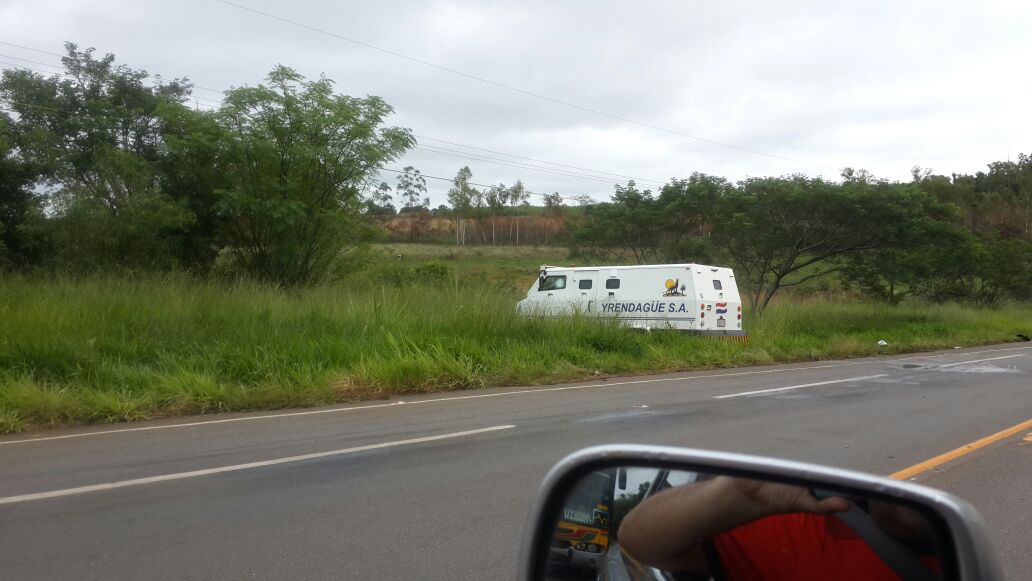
2 0 1030 205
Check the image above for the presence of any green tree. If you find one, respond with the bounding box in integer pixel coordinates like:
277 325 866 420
574 181 663 262
447 166 478 245
657 173 728 261
157 103 232 270
506 180 528 245
711 173 951 312
909 235 1032 305
215 66 413 285
396 166 428 211
0 113 45 268
0 43 196 270
365 181 396 217
840 221 971 304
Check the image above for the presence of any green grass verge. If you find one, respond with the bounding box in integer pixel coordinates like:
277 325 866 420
1 270 1030 434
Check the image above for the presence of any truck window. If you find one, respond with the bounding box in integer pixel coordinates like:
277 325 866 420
605 279 620 289
539 275 567 291
579 279 592 290
713 279 723 290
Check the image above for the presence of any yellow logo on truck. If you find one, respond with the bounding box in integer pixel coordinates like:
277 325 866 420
663 278 686 297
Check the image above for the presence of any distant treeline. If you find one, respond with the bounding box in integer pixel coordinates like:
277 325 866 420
2 43 1030 303
570 166 1032 310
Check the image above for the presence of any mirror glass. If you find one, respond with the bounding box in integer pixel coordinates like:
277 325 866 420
543 466 948 581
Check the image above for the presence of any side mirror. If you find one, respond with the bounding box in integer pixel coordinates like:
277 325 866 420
519 445 1002 581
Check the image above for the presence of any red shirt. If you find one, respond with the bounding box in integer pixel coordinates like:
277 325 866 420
713 513 903 580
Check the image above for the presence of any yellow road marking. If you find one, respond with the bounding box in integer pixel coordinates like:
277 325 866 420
890 418 1032 480
1023 433 1032 443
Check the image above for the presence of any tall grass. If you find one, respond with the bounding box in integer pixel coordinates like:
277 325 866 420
1 272 1030 433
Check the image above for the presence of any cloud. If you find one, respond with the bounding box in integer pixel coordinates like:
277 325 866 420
2 0 1029 205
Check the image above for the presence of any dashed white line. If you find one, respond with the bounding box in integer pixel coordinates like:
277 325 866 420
713 375 889 399
936 354 1024 368
0 425 515 505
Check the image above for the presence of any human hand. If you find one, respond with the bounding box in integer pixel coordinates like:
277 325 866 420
726 477 850 519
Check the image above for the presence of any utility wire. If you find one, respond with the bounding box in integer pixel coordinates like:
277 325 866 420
415 144 650 187
1 39 671 188
0 41 63 57
417 143 665 186
378 167 601 204
0 49 626 196
0 39 225 95
215 0 840 172
414 134 666 185
0 54 64 70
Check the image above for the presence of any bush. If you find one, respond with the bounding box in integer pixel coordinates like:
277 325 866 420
414 260 451 283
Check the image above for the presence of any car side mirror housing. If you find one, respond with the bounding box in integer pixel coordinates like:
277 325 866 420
518 445 1002 581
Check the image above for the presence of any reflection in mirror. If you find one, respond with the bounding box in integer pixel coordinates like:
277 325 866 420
544 467 945 581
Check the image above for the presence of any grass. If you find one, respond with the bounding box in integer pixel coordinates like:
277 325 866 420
1 245 1030 434
372 242 571 290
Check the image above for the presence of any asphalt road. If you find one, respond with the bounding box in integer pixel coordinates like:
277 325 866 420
2 343 1030 580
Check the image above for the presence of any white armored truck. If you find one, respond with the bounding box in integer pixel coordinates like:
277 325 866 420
516 264 746 338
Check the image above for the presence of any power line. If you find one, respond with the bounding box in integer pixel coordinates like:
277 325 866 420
0 50 632 196
0 41 63 58
0 39 225 96
378 167 601 204
415 144 656 187
0 61 57 75
0 62 616 191
417 143 664 186
1 39 673 188
214 0 841 172
0 54 64 70
414 134 666 186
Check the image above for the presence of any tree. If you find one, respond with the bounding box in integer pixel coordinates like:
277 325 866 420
0 113 45 268
542 192 565 244
0 43 196 270
396 166 428 210
840 221 971 304
507 180 528 245
447 166 478 245
657 173 728 261
574 181 663 262
710 174 952 312
157 103 232 270
394 166 429 241
543 192 564 215
215 65 413 285
365 181 396 217
483 183 508 245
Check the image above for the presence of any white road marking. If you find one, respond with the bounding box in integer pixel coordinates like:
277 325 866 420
2 346 1029 447
0 425 515 505
936 354 1024 368
0 361 887 446
713 375 889 399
